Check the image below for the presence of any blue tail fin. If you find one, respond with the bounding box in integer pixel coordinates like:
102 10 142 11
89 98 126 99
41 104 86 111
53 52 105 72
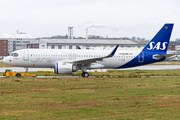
142 23 174 53
116 23 174 69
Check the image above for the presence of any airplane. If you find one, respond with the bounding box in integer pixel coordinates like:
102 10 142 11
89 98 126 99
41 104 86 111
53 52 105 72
3 23 175 77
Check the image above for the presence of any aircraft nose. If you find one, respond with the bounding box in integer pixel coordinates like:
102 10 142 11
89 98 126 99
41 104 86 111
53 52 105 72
3 57 8 64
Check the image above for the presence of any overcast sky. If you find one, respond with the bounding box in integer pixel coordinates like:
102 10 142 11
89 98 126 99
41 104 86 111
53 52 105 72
0 0 179 40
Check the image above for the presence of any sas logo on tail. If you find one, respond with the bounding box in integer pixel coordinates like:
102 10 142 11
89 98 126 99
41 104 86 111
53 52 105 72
147 42 168 50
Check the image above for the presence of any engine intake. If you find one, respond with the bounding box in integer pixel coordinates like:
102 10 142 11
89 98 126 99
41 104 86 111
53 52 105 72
54 62 78 74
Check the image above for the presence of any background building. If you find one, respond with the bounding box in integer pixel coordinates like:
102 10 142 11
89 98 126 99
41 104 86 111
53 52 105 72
26 43 39 49
0 40 8 58
0 32 36 55
38 38 148 50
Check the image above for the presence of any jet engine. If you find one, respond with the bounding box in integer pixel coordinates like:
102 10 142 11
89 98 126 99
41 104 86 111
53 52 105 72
54 62 78 74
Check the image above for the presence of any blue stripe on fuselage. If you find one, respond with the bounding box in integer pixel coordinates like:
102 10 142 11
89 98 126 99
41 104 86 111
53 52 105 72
116 51 165 69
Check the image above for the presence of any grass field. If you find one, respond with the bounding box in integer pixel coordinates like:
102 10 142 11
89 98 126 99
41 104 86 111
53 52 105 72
1 77 180 119
0 62 11 67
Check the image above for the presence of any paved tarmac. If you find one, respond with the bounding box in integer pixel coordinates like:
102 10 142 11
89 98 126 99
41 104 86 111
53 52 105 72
1 75 180 78
0 65 180 72
0 67 54 72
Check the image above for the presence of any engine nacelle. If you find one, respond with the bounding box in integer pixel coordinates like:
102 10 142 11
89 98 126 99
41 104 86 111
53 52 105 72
54 62 78 74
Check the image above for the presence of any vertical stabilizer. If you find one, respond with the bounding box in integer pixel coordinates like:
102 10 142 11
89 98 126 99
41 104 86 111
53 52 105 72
142 23 174 53
117 23 174 69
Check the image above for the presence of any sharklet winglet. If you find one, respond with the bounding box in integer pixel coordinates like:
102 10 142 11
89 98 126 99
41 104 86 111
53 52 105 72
106 45 119 58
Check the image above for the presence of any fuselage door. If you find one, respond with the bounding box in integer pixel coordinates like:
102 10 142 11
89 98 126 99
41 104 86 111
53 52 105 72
23 50 29 61
138 52 144 62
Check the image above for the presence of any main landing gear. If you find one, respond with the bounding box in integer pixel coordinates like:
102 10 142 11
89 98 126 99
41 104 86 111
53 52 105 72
81 66 89 77
81 72 89 77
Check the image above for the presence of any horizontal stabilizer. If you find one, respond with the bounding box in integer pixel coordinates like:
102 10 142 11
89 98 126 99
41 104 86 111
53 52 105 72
153 54 176 60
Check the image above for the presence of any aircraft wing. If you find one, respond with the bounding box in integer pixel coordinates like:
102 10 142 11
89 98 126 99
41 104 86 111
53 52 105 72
65 45 119 64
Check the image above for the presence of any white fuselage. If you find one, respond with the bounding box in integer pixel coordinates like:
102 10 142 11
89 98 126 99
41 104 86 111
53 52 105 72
3 49 142 69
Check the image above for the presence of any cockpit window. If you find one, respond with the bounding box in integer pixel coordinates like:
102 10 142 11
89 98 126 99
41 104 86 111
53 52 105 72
11 53 18 57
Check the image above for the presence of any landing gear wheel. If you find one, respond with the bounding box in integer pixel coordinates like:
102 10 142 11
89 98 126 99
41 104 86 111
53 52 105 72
81 72 85 77
81 72 89 77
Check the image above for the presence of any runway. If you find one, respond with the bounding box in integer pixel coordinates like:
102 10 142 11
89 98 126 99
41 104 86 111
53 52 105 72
0 65 180 72
0 67 54 72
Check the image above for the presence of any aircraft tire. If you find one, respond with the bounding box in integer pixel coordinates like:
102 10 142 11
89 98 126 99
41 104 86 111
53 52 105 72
81 72 89 77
